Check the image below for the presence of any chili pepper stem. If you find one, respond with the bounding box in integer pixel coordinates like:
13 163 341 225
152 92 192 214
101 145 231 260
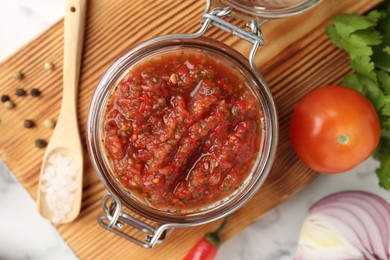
205 217 230 247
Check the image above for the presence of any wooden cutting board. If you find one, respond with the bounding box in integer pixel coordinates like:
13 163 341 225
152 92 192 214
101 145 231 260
0 0 381 259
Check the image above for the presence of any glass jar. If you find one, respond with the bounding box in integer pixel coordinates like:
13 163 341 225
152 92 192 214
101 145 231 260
86 0 321 248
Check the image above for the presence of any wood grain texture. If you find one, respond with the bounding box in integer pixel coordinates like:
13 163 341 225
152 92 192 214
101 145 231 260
0 0 381 259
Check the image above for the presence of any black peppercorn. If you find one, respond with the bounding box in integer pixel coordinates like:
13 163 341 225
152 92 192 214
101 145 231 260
24 119 35 128
15 88 26 97
30 88 41 97
35 139 47 148
1 95 10 103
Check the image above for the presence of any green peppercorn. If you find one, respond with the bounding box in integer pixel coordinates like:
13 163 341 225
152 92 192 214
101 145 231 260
24 119 35 128
1 95 10 103
15 88 26 97
30 88 41 97
35 139 47 148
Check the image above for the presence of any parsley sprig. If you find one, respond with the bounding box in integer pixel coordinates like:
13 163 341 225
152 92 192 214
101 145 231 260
326 3 390 190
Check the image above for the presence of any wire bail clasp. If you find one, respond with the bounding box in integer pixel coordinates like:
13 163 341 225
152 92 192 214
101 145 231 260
201 0 266 70
98 194 173 248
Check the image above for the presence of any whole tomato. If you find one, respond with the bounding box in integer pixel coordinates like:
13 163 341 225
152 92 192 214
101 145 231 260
290 85 381 173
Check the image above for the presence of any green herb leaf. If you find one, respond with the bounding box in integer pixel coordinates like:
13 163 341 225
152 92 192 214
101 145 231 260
377 70 390 93
374 142 390 190
328 4 390 191
372 6 390 71
341 74 364 93
326 25 342 49
382 104 390 116
350 56 376 80
366 10 385 24
383 46 390 55
326 25 343 48
333 14 377 39
350 30 382 48
345 40 373 60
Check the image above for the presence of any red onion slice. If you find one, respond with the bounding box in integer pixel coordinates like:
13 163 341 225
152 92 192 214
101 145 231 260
313 200 386 258
295 191 390 260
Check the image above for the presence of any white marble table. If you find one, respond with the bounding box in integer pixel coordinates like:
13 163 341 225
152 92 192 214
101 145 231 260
0 1 388 259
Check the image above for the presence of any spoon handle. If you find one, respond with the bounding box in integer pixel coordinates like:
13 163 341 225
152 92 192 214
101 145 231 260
61 0 86 124
36 0 86 224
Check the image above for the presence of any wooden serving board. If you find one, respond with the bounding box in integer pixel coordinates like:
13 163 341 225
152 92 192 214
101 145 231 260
0 0 381 259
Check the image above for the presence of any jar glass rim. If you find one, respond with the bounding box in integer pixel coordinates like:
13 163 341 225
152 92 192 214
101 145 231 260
86 36 278 224
213 0 322 19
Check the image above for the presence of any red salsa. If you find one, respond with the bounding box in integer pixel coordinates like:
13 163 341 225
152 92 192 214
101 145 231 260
104 50 262 212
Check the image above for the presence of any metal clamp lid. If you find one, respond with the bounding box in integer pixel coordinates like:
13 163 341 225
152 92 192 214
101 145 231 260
200 0 266 74
98 194 176 248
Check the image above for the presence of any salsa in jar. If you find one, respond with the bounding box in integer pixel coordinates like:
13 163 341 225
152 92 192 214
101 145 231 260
103 49 262 212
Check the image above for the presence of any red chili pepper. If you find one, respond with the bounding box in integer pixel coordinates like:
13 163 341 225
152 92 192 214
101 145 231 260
183 217 229 260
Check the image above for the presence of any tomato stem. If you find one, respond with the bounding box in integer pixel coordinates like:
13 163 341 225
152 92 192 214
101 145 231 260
338 133 350 145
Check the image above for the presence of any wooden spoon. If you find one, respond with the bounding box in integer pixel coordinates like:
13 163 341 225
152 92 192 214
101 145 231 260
36 0 86 223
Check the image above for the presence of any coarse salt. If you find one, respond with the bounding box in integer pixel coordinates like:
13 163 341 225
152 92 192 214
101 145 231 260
40 153 78 223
